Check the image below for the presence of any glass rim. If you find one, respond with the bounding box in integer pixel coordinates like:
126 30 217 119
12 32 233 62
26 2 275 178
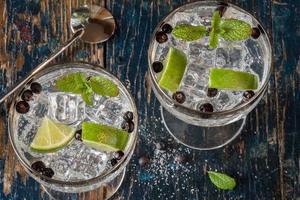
148 0 273 117
8 61 138 187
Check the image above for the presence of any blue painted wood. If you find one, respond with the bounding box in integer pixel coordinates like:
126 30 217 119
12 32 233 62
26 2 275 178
0 0 299 199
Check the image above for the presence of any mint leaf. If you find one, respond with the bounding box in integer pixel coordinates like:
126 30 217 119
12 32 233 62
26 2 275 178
208 171 236 190
209 11 221 48
220 19 252 41
209 31 219 49
55 72 86 94
89 76 119 97
172 24 206 41
55 73 119 106
56 72 94 105
81 86 93 106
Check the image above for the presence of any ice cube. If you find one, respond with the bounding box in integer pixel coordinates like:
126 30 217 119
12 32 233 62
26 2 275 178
229 47 244 68
70 144 108 179
85 96 124 127
216 48 228 67
180 63 209 109
27 92 49 119
189 39 216 66
171 7 215 27
216 42 250 70
169 36 189 54
244 39 263 79
40 141 107 181
172 11 203 26
51 141 109 181
212 91 243 111
182 73 196 87
17 116 36 146
154 44 170 61
47 92 84 126
223 7 253 25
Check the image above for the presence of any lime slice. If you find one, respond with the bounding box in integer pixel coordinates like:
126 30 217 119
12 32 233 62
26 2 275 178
158 47 187 92
30 117 76 152
209 68 258 90
82 122 129 152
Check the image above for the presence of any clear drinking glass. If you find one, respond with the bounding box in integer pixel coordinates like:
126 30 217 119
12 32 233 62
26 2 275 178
148 1 272 150
8 62 138 199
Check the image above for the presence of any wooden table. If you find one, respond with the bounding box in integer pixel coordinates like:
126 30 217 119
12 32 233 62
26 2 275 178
0 0 299 199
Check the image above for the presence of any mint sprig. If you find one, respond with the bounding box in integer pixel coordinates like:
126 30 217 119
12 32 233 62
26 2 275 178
209 11 221 48
55 72 119 106
209 11 252 48
207 171 236 190
172 24 206 41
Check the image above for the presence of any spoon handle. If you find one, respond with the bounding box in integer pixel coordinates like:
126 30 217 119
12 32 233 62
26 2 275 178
0 28 85 104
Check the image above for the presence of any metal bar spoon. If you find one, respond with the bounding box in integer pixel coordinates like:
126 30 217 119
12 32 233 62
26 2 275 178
0 5 115 104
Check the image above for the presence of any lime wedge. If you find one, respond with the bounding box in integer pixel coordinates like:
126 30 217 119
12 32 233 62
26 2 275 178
82 122 129 152
30 117 75 152
209 68 258 90
158 47 187 92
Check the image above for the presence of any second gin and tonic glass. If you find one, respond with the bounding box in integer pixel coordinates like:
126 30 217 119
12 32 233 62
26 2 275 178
148 1 272 150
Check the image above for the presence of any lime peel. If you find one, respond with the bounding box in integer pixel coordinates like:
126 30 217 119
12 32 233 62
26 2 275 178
209 68 258 90
158 47 187 93
82 122 129 152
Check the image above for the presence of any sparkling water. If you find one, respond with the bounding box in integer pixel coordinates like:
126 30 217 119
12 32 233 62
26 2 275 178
12 67 134 182
152 4 269 112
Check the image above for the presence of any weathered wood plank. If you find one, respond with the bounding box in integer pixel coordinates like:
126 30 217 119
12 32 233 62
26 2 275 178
271 0 300 199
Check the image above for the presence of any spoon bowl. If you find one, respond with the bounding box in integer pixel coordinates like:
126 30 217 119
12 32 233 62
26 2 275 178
71 5 116 44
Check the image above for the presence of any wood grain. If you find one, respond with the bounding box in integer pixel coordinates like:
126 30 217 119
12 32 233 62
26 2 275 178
0 0 299 200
